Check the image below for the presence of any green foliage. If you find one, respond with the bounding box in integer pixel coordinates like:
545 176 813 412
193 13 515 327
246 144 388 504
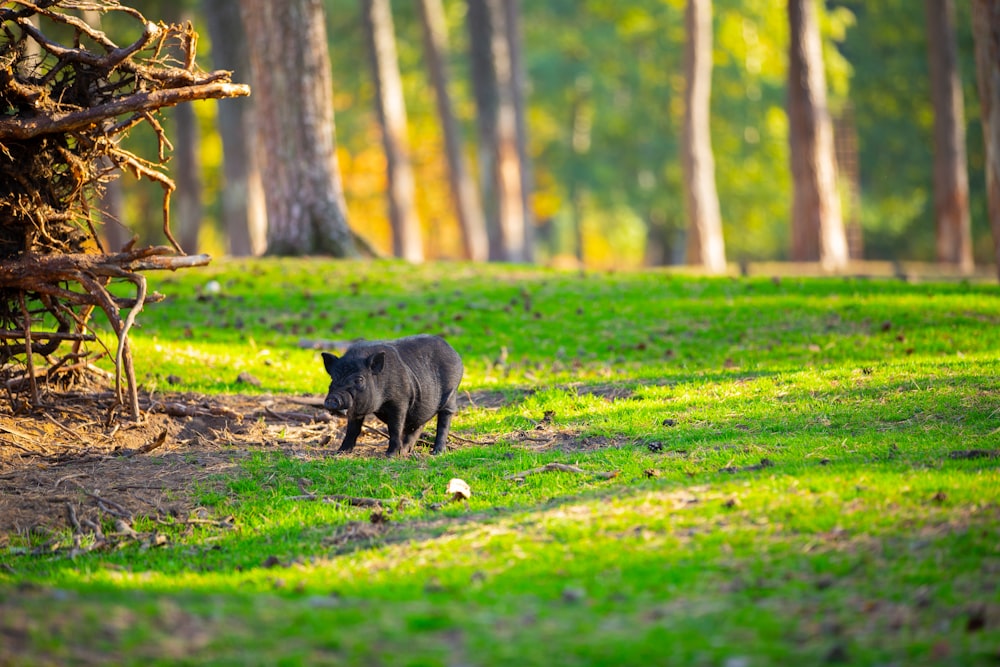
109 1 987 265
837 0 989 262
3 260 1000 664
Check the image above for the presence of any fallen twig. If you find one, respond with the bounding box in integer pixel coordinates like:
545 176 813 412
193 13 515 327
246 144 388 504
720 458 775 474
66 480 133 519
505 462 619 481
152 401 240 420
947 449 998 460
288 493 395 508
65 502 82 534
263 406 334 423
43 412 86 443
120 428 168 457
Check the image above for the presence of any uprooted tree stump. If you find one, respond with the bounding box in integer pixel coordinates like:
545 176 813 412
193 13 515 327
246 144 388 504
0 1 250 418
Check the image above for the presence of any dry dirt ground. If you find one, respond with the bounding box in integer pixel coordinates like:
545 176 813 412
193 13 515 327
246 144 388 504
0 386 622 545
0 390 354 541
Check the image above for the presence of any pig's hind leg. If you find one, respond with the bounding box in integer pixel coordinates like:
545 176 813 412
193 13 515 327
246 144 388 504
431 391 458 455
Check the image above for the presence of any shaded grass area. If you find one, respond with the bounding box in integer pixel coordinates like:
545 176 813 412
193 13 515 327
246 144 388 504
3 259 1000 665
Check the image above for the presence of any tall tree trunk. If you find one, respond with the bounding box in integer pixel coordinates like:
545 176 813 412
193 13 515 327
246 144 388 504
417 0 489 261
173 98 203 253
681 0 727 274
466 0 527 262
203 0 266 257
504 0 534 262
787 0 848 271
926 0 973 273
971 0 1000 282
834 107 864 260
238 0 357 257
97 160 129 252
80 10 129 253
362 0 424 262
165 9 203 254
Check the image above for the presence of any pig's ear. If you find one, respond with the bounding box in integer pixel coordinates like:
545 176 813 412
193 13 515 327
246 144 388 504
368 351 386 374
322 352 339 375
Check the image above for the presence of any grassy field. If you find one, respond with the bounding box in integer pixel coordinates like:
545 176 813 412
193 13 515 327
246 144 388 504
2 258 999 666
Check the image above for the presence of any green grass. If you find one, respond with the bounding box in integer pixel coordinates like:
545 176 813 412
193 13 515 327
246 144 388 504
3 258 1000 665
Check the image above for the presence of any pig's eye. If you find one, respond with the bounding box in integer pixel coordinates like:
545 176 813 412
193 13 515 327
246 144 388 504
354 376 365 387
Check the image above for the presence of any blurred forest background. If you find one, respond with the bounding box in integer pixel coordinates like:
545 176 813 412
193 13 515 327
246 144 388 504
103 0 994 271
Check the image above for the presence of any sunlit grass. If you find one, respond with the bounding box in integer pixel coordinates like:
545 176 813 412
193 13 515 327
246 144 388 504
3 258 999 665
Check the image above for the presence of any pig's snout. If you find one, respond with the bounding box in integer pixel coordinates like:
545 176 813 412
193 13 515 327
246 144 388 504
324 391 351 412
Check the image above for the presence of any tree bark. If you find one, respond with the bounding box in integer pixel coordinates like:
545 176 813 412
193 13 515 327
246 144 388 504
238 0 357 257
163 8 203 255
80 10 129 254
362 0 423 262
681 0 727 274
203 0 266 257
504 0 534 262
417 0 489 261
971 0 1000 281
466 0 527 262
172 97 203 253
926 0 973 272
787 0 848 271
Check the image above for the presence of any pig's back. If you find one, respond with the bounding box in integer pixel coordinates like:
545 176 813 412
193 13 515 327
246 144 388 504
393 335 463 403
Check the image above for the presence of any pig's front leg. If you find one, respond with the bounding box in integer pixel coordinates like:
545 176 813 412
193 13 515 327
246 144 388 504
401 425 423 455
337 418 363 453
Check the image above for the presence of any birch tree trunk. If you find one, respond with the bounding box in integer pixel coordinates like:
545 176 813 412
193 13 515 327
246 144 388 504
926 0 973 273
787 0 848 271
362 0 424 262
971 0 1000 281
417 0 489 261
681 0 727 274
238 0 357 257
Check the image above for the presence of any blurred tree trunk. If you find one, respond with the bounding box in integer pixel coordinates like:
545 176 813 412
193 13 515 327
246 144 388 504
417 0 489 261
165 7 203 254
971 0 1000 281
467 0 528 262
173 97 203 253
681 0 727 274
238 0 357 257
81 10 129 253
362 0 423 262
203 0 266 257
504 0 534 262
926 0 973 273
787 0 848 271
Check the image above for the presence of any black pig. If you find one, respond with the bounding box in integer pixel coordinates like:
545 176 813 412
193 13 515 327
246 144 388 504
322 335 463 456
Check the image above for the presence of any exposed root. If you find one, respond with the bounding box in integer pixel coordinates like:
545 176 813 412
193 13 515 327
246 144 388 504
0 1 250 418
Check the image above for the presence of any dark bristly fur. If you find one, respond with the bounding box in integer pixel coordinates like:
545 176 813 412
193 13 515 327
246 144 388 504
322 335 463 456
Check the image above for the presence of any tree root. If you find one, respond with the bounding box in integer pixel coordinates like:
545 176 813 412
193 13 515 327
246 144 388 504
0 2 249 419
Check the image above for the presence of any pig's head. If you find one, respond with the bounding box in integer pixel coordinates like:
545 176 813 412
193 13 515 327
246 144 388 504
322 350 385 417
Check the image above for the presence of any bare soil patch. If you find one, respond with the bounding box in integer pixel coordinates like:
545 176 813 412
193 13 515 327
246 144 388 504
0 391 358 539
0 387 629 543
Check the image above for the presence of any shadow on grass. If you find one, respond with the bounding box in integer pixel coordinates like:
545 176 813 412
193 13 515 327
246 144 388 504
3 364 997 592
